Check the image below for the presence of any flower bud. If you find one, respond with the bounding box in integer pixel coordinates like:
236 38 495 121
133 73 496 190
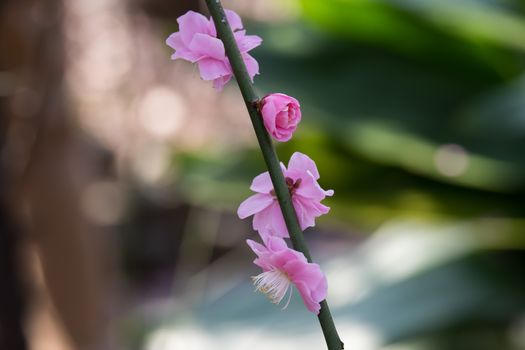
260 93 301 142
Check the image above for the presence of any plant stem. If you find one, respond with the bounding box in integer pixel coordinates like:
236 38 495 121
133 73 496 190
204 1 344 349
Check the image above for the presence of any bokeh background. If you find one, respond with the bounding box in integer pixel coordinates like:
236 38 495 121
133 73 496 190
1 0 525 349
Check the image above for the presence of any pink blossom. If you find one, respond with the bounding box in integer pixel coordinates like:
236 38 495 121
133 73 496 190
238 152 334 239
247 236 327 314
166 10 262 90
260 93 301 142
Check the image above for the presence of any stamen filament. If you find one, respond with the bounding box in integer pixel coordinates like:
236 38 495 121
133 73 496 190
252 269 292 307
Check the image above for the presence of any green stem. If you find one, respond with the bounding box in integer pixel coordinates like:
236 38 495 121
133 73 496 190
204 1 344 349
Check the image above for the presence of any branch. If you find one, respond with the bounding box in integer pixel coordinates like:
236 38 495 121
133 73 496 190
204 1 344 349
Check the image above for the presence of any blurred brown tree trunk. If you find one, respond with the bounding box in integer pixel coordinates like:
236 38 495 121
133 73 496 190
0 2 29 349
1 0 113 349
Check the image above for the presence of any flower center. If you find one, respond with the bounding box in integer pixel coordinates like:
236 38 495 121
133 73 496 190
285 176 301 193
269 177 301 198
252 269 293 309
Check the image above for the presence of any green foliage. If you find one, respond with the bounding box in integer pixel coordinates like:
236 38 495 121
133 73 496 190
160 2 525 349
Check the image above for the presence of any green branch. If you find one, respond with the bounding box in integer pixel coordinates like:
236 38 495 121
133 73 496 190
204 1 344 349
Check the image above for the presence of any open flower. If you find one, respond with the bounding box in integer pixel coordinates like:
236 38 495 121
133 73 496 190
238 152 334 239
247 236 327 314
260 93 301 142
166 10 262 90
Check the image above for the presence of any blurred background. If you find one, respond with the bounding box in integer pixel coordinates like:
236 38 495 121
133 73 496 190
1 0 525 349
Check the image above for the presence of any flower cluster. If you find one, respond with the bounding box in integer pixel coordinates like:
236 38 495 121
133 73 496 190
167 10 332 315
240 151 333 314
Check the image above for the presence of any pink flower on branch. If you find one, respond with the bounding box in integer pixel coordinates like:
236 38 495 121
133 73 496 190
166 10 262 90
260 93 302 142
247 237 327 314
238 152 334 239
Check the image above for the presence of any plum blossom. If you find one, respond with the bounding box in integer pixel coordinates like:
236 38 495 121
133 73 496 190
260 93 301 142
247 236 327 314
238 152 334 239
166 10 262 90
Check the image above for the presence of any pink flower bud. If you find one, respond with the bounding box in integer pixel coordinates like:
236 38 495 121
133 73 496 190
260 93 301 142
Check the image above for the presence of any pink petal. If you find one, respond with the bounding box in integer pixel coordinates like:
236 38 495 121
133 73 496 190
295 280 322 314
261 100 278 134
188 33 226 60
246 239 269 257
293 197 316 230
177 11 213 46
295 172 328 200
237 193 274 219
288 260 326 289
253 202 288 238
310 274 328 304
268 201 289 236
166 32 183 50
265 236 288 252
166 33 199 62
273 131 293 143
288 152 320 179
311 201 331 215
197 57 231 81
280 162 287 174
272 249 307 269
285 260 327 314
225 9 243 31
292 196 331 230
242 52 259 81
250 171 273 193
212 75 232 90
247 240 273 271
266 93 300 114
235 31 263 52
275 110 289 127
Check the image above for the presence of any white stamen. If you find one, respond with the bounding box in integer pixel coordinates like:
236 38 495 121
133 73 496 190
252 269 292 308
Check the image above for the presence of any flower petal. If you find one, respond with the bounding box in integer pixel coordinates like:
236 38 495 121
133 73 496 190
288 261 326 313
189 33 225 60
288 152 320 179
166 32 183 50
246 239 268 257
242 52 259 81
250 171 273 193
166 32 199 62
253 202 288 238
292 197 316 230
295 280 323 314
292 196 331 230
212 75 232 90
225 9 243 31
261 100 277 134
246 240 273 271
196 57 231 81
235 31 263 52
238 193 274 219
265 236 288 252
295 172 328 200
177 10 213 46
268 201 289 237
